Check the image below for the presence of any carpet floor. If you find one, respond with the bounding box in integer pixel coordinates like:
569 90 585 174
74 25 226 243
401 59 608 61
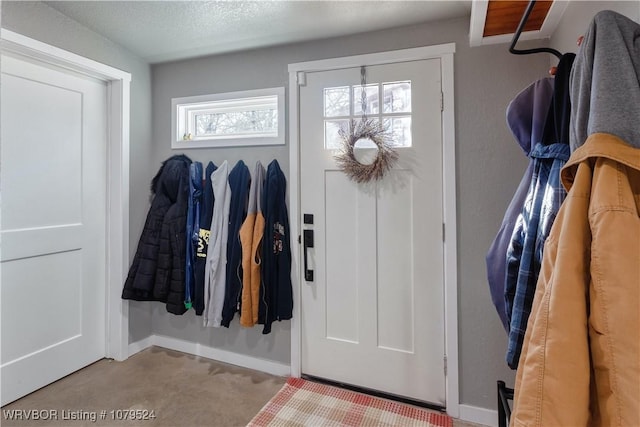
1 347 285 427
1 347 485 427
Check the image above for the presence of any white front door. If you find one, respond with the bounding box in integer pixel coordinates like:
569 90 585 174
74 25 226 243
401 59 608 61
1 52 108 405
299 59 446 405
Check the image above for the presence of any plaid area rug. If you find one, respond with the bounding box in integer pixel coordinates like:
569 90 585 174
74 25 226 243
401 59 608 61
247 378 452 427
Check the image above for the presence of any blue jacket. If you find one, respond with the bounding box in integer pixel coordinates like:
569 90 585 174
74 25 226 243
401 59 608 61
505 143 570 367
185 161 203 310
194 161 216 316
505 54 575 369
486 78 554 331
221 160 250 327
259 160 293 334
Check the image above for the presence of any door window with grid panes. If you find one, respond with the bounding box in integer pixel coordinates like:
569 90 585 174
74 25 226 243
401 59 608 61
323 81 412 149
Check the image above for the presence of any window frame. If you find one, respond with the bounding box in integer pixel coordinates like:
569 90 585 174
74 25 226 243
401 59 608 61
171 87 285 149
322 80 413 149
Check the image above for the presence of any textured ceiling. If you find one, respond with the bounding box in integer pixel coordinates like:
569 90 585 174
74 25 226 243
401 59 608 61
44 1 472 64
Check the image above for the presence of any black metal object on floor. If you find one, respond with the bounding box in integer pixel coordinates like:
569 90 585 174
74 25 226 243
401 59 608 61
497 380 514 427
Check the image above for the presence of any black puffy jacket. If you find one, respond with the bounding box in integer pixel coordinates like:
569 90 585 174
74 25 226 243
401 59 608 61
122 155 191 315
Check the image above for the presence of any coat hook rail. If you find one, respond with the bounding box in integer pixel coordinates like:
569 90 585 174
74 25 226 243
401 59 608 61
509 0 563 59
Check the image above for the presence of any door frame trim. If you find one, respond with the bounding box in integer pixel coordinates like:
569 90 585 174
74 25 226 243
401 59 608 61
1 29 132 362
287 43 459 417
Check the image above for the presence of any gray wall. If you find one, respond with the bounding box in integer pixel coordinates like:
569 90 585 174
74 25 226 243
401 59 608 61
549 0 639 60
1 0 154 343
152 17 549 409
1 0 555 410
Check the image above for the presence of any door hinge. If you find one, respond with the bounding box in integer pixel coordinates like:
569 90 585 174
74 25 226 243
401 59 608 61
444 356 448 376
440 91 444 111
442 223 445 242
297 71 307 86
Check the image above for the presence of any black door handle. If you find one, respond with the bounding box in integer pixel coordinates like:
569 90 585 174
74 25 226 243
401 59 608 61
303 229 314 281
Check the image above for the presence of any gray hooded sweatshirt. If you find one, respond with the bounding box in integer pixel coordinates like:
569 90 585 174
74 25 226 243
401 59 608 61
570 10 640 151
203 160 231 328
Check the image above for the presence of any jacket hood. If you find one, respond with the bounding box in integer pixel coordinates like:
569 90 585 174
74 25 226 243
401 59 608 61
506 78 554 155
266 159 284 179
151 154 192 202
570 10 640 150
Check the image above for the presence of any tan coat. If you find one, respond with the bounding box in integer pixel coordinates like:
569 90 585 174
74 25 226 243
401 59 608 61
239 162 265 327
512 133 640 427
239 212 265 326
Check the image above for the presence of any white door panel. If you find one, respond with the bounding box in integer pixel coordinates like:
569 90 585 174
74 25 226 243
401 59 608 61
1 53 107 405
2 252 84 362
300 59 445 405
1 73 82 230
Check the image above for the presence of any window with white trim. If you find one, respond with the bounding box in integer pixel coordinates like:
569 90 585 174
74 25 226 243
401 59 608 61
171 87 285 149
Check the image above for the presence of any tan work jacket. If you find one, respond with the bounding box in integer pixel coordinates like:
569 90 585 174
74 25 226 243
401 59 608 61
512 133 640 427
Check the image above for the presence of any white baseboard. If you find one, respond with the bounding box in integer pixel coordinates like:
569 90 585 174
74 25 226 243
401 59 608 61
128 336 154 356
127 334 291 377
458 404 498 427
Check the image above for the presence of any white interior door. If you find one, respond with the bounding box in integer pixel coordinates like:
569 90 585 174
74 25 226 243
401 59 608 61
1 53 107 405
300 59 446 405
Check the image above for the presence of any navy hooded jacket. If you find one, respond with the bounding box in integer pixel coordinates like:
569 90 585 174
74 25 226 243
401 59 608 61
485 78 554 331
259 160 293 334
194 161 216 316
221 160 250 327
185 161 203 311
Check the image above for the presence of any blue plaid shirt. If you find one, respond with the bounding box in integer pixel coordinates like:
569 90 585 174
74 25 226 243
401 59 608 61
505 142 570 369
